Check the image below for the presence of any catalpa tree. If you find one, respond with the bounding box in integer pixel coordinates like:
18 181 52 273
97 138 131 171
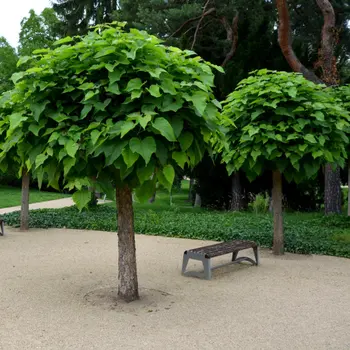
220 70 349 255
0 23 223 301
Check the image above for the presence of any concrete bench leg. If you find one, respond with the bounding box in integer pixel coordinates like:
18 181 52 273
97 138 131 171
0 221 4 236
182 253 190 275
203 258 212 280
232 251 238 261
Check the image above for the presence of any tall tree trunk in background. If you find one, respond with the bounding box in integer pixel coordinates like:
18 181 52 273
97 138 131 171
116 185 139 302
325 164 342 214
230 172 242 211
188 178 194 202
194 193 202 207
20 170 30 231
348 160 350 216
272 171 284 255
276 0 341 214
316 0 342 215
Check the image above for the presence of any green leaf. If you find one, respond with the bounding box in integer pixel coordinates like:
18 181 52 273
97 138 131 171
72 190 91 211
156 140 168 165
172 151 187 169
137 162 155 184
178 132 194 151
313 111 325 121
122 147 139 168
287 87 297 98
78 82 94 90
160 78 177 95
304 162 318 178
138 114 152 129
30 101 49 121
163 164 175 185
54 36 73 45
81 104 93 119
9 113 27 130
148 85 162 98
129 136 156 165
107 83 121 95
135 178 156 202
63 157 76 176
305 134 317 144
120 121 135 138
104 140 128 166
125 78 143 92
94 46 116 58
312 150 323 159
108 69 125 84
85 90 98 101
189 91 208 114
66 139 79 157
35 154 48 168
91 130 101 145
11 72 25 84
28 123 42 136
153 117 176 141
171 118 183 138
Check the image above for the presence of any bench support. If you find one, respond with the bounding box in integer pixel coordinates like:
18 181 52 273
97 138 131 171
0 220 4 236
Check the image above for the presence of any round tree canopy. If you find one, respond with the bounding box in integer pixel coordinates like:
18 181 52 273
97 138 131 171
0 23 223 208
220 70 350 183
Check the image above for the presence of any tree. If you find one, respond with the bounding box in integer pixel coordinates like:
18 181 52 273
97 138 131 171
18 8 61 57
276 0 346 214
220 70 349 254
0 37 18 94
52 0 118 36
0 24 222 301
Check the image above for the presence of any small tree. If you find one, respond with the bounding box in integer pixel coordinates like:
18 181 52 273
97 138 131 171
220 70 349 254
0 24 222 301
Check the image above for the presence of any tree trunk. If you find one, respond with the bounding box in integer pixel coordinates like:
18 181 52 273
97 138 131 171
230 172 242 211
348 160 350 216
20 170 30 231
116 185 139 302
325 164 342 215
188 178 194 202
194 193 201 207
275 0 322 84
272 171 284 255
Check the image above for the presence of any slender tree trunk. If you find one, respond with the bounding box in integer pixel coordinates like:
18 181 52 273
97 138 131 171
272 171 284 255
348 160 350 216
325 164 342 215
188 178 194 202
194 193 201 207
116 185 139 302
20 170 30 231
230 172 242 211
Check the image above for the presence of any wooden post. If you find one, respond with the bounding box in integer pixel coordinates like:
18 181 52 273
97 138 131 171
116 185 139 302
272 170 284 255
20 170 30 231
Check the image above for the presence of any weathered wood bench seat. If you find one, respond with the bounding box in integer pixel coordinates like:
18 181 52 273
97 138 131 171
182 240 258 280
0 219 4 236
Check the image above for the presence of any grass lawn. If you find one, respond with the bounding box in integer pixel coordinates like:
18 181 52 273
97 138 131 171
0 185 69 209
3 181 350 258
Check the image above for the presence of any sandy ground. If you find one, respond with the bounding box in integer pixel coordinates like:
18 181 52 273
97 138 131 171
0 227 349 350
0 198 109 215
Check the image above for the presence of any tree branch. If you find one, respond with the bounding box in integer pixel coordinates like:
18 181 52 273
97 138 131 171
276 0 323 84
191 0 212 49
220 13 239 67
315 0 339 85
170 7 216 38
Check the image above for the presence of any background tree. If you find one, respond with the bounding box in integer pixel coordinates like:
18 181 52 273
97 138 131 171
52 0 118 36
0 24 222 301
18 8 62 56
220 70 349 254
0 38 18 94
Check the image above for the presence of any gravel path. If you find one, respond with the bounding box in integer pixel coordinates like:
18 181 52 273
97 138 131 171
0 227 349 350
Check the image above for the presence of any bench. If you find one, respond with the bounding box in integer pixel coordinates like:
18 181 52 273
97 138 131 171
182 240 258 280
0 219 4 236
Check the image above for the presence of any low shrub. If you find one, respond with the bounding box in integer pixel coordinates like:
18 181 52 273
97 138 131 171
3 205 350 258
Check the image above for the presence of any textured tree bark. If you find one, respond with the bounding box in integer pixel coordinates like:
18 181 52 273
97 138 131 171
276 0 322 84
325 164 342 215
316 0 341 215
272 171 284 255
230 172 242 211
348 160 350 217
20 170 30 231
116 185 139 302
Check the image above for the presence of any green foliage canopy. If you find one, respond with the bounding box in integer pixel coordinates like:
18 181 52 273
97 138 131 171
0 24 222 209
220 70 350 183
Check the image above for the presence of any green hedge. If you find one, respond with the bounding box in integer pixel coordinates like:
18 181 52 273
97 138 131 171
2 205 350 258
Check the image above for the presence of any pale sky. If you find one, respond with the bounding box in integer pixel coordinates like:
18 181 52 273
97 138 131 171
0 0 52 48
